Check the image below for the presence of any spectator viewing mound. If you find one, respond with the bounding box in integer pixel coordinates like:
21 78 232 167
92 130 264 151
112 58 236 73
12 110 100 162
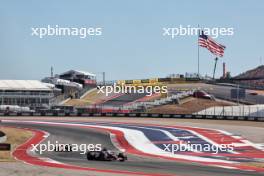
233 65 264 89
147 98 233 114
235 65 264 80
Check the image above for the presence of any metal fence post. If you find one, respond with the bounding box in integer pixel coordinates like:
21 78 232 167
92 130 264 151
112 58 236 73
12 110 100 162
214 106 215 116
243 105 245 117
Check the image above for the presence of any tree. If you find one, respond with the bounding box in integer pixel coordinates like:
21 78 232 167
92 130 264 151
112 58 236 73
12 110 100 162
226 72 232 79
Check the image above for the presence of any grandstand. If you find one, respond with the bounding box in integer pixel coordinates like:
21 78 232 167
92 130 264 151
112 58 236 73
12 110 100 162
42 69 97 102
59 70 96 88
42 77 83 100
0 80 54 108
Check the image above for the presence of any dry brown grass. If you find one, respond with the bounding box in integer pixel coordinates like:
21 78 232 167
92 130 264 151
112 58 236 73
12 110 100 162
63 99 92 106
0 127 33 162
64 89 107 106
242 162 264 169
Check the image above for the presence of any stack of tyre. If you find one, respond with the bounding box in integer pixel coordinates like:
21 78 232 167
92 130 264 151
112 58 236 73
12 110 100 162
0 131 7 143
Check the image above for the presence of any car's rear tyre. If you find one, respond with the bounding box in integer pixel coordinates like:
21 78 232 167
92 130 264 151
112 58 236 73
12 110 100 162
87 153 94 160
118 153 127 161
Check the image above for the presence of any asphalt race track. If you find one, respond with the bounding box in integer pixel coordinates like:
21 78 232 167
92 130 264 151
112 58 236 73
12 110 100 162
1 119 264 176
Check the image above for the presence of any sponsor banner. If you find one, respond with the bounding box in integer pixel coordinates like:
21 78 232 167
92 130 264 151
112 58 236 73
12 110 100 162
125 80 133 84
0 143 11 151
205 115 213 119
238 117 245 120
117 80 125 85
140 113 148 117
133 80 141 84
216 116 224 119
162 114 171 118
128 113 137 117
184 114 192 118
141 79 149 83
158 78 171 82
151 114 160 117
149 78 158 83
172 114 183 118
84 79 96 84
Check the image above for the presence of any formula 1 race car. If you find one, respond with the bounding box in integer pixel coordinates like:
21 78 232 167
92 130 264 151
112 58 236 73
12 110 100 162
86 148 127 162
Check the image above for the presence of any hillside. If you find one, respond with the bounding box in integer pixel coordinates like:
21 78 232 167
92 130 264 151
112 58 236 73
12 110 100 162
235 65 264 79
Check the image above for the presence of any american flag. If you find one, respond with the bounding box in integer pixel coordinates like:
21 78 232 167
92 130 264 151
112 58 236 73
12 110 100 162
198 31 226 57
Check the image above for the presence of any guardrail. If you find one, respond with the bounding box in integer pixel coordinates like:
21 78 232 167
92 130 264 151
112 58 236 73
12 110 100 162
124 90 194 110
0 112 263 122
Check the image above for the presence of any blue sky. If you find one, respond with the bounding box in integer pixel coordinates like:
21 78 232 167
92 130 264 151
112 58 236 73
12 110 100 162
0 0 264 81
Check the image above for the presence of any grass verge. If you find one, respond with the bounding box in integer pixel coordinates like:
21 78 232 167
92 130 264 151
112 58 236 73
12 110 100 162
0 127 33 162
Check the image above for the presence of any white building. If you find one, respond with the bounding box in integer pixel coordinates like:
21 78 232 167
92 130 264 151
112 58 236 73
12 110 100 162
0 80 54 108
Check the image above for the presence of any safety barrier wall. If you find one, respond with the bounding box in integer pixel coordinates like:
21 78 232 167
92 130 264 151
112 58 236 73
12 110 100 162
196 105 264 117
0 112 263 122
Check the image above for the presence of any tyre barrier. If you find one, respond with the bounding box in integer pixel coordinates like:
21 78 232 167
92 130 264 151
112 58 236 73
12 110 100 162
0 112 263 122
0 131 7 143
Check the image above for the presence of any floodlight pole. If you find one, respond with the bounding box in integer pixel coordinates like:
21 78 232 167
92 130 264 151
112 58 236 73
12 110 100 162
51 66 54 78
102 72 106 86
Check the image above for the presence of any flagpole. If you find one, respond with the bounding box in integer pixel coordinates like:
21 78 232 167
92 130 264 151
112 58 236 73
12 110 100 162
197 24 200 78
